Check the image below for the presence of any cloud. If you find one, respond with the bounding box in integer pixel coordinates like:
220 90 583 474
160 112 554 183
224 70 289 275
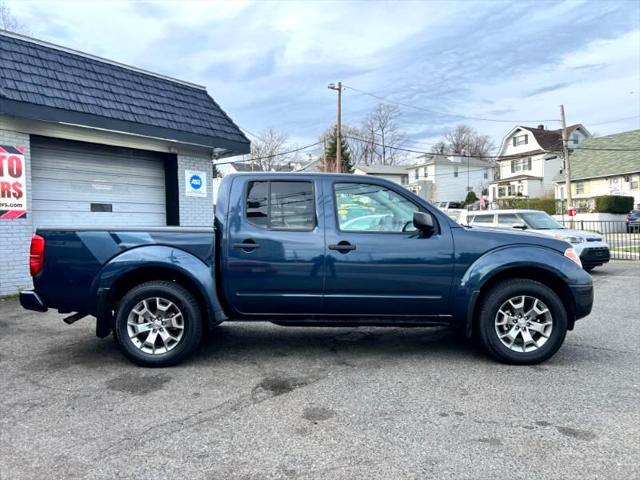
7 0 640 155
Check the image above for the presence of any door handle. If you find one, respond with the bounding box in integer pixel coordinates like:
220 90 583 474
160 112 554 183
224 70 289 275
233 239 260 251
328 241 356 253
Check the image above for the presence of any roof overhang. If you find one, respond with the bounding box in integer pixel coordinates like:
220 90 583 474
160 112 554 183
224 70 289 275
0 98 251 156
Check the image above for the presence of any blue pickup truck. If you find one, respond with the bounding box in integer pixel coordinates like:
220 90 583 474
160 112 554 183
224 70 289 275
21 173 593 367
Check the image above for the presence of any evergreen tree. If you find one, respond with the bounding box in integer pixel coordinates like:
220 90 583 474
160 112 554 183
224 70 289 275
464 191 479 205
326 127 354 173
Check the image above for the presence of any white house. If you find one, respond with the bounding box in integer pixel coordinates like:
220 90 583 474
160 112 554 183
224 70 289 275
405 153 494 203
353 165 409 185
489 124 590 202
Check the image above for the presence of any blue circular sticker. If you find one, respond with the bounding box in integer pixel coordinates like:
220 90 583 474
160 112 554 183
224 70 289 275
189 174 202 190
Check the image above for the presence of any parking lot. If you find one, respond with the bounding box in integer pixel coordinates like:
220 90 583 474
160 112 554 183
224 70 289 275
0 261 638 480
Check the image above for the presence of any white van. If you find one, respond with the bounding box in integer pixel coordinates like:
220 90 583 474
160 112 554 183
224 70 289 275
458 209 610 271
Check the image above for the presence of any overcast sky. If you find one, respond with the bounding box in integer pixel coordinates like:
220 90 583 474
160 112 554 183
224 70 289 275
7 0 640 155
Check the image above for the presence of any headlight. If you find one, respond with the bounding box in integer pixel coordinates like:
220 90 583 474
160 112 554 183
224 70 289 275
564 248 582 268
554 234 582 244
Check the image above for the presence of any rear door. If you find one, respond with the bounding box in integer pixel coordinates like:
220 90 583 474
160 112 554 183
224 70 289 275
322 179 454 317
223 177 325 317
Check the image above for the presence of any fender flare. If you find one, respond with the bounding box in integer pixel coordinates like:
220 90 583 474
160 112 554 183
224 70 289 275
90 245 225 336
455 245 577 337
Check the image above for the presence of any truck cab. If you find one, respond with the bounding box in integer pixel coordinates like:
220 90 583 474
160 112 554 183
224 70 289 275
21 173 594 367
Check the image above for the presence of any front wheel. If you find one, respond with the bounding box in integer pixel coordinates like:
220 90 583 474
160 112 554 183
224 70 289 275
477 279 568 365
114 281 203 367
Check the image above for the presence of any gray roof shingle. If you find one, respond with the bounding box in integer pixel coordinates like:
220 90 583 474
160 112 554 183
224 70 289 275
552 129 640 182
0 31 249 154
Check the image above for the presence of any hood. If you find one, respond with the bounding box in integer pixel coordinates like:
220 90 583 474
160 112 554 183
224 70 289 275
529 228 602 243
458 225 570 253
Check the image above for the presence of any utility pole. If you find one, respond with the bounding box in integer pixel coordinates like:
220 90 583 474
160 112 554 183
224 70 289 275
560 104 572 216
328 82 342 173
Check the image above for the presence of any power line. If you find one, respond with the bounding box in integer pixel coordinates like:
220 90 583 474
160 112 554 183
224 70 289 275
213 141 323 167
587 115 640 126
343 85 560 124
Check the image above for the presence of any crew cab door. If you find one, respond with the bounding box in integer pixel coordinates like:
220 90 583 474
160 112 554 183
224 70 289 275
223 176 325 317
322 179 454 317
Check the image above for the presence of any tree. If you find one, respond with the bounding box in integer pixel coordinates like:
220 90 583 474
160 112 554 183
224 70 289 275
323 126 353 173
364 104 406 165
438 125 495 158
249 128 290 172
464 191 479 205
1 2 29 34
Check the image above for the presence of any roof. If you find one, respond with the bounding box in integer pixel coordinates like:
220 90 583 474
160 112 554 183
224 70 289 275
411 153 493 168
355 164 409 175
0 30 249 154
552 129 640 183
490 174 543 184
231 162 263 172
497 124 588 158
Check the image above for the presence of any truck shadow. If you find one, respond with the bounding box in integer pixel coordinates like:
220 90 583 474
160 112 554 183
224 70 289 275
192 323 483 366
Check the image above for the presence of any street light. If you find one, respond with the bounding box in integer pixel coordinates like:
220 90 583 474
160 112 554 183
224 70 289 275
328 82 342 173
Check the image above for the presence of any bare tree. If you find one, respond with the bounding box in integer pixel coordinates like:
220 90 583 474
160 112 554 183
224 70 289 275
441 125 495 158
1 2 29 34
250 128 290 172
364 104 407 165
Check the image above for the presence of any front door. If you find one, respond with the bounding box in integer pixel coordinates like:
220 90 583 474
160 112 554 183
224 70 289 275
323 179 454 317
224 178 325 317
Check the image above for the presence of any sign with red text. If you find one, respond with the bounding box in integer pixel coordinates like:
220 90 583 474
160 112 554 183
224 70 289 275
0 146 27 219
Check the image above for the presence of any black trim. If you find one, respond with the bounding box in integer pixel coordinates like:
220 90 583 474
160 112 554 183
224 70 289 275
19 290 48 312
164 155 180 226
1 99 250 154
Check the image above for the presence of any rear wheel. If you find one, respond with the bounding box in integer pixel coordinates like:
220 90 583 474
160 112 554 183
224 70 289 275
477 279 567 365
114 281 203 367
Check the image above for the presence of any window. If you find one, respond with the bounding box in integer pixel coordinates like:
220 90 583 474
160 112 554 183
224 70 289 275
512 134 528 146
454 166 459 178
471 214 494 225
510 157 532 173
423 167 428 178
497 214 520 226
335 183 419 233
246 181 315 230
484 170 489 179
572 134 579 145
575 181 584 195
631 176 639 190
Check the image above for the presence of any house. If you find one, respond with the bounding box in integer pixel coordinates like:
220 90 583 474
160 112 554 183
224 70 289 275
353 164 409 185
489 124 590 202
0 31 249 295
553 129 640 207
405 153 494 203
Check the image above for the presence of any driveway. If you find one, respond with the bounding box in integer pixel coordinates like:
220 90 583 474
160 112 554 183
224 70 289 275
1 262 639 479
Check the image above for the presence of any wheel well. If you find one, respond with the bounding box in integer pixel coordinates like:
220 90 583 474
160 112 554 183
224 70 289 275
471 266 576 336
108 267 210 325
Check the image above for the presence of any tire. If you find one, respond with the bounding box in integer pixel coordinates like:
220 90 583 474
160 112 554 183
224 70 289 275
114 281 203 367
477 279 568 365
584 266 595 273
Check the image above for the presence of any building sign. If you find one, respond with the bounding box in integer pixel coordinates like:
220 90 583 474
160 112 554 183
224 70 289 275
0 145 27 219
185 170 207 197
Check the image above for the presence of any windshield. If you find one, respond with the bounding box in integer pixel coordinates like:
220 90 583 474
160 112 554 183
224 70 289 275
519 211 564 230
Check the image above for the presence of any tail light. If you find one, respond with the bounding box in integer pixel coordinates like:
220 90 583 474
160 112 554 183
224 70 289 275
30 234 45 276
564 247 582 269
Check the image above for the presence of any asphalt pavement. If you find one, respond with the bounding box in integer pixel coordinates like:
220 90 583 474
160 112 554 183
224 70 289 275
0 261 639 480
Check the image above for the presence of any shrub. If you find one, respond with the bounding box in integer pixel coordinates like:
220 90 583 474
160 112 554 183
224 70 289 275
593 195 634 214
496 197 557 215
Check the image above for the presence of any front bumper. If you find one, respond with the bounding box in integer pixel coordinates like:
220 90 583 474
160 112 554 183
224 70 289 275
579 246 610 268
570 284 594 321
20 290 48 312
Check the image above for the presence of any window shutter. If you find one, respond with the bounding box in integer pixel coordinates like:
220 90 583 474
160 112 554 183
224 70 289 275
511 160 515 173
527 157 532 170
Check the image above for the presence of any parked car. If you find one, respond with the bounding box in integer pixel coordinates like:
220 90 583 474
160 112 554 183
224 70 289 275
433 201 464 210
626 210 640 233
21 174 593 367
459 209 610 271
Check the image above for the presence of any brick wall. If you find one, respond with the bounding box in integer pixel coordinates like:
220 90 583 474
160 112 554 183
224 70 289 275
0 126 32 295
177 152 214 227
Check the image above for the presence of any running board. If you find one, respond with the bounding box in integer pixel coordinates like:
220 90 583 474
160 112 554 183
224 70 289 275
63 312 87 325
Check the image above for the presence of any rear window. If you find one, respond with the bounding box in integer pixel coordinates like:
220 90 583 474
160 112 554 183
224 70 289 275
246 181 315 230
497 213 520 226
472 214 494 225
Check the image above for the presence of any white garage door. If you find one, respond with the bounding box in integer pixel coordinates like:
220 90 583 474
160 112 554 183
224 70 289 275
31 137 167 228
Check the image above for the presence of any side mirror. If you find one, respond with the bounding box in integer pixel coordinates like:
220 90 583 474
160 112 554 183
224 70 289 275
413 211 435 233
512 223 528 230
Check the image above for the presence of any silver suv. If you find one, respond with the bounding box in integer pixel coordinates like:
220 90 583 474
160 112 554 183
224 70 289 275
459 209 610 271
